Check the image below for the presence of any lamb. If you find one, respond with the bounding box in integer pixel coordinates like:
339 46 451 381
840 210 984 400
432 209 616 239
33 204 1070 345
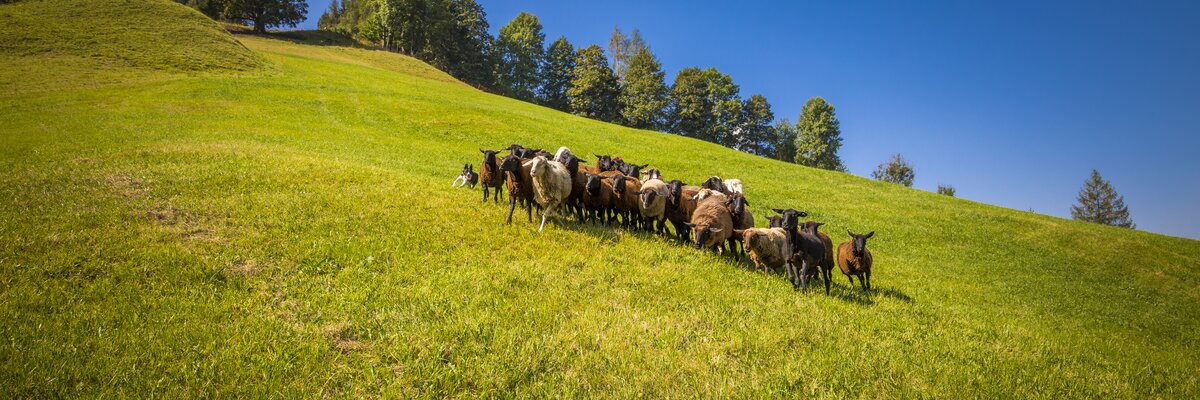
801 221 836 295
452 164 478 189
479 149 505 203
736 227 793 276
500 153 539 224
611 175 643 228
686 194 734 256
665 180 702 242
837 231 875 291
582 173 615 224
529 156 574 232
638 177 669 234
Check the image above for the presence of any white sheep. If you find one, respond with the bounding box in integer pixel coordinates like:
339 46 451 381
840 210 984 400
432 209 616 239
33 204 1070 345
737 227 793 275
529 156 574 232
638 178 669 234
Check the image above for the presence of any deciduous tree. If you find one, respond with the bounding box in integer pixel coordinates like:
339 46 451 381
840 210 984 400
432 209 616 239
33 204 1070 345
871 153 915 187
794 97 846 171
619 46 668 130
224 0 308 33
495 12 545 102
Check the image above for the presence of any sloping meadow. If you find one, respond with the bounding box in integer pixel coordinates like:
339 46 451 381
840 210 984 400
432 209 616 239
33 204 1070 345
0 2 1197 396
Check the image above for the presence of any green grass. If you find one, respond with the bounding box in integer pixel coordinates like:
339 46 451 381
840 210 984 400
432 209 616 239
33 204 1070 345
1 0 1198 397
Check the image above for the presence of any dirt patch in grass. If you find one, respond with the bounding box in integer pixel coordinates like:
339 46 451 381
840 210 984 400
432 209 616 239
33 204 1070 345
105 173 145 199
322 322 365 352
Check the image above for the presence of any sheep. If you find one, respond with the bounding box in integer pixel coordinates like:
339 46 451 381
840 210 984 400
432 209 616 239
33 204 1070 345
582 173 615 224
665 180 702 242
692 188 727 202
770 208 809 232
560 154 589 221
726 193 754 258
452 164 478 189
702 176 743 195
736 227 793 276
837 231 875 291
593 154 616 171
642 168 662 181
788 224 827 293
553 146 576 164
529 156 574 232
767 215 784 228
801 221 836 295
507 144 541 159
616 160 649 178
611 175 643 229
686 194 734 256
479 149 505 203
701 176 727 193
500 153 540 224
638 177 669 234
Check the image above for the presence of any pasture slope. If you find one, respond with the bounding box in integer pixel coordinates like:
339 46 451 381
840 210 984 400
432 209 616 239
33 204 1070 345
1 0 1197 397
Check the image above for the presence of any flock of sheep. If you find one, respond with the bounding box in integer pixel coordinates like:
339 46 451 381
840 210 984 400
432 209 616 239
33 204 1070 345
455 144 878 294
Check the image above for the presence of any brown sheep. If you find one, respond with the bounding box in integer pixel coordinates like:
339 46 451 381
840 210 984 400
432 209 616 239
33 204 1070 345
500 154 539 224
611 175 643 228
582 173 615 224
478 149 505 204
665 181 701 242
837 231 875 291
687 195 734 256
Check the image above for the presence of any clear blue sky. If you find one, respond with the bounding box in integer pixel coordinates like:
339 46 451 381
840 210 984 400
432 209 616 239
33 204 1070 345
299 1 1200 240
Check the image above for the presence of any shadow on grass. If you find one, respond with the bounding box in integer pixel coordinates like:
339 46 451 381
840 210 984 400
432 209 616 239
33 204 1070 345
228 26 372 49
480 200 915 305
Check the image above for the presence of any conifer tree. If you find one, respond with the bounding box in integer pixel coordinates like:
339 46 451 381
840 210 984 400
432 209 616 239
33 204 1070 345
619 46 668 130
539 36 575 111
495 12 545 102
567 45 621 122
1071 170 1135 228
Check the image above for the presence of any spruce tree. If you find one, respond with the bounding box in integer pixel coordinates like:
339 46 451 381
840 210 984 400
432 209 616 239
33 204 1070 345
567 45 621 122
1071 170 1135 228
619 46 668 130
794 96 846 171
539 37 575 111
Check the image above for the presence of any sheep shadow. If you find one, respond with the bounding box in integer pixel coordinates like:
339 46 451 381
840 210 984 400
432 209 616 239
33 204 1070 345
724 261 914 306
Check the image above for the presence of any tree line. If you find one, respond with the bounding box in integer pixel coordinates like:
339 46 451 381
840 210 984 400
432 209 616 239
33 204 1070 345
313 2 847 170
179 0 1135 230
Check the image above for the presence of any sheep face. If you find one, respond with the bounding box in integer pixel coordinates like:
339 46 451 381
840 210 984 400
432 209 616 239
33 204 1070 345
771 208 809 231
848 231 875 257
728 194 748 217
593 154 614 171
639 189 657 210
498 153 523 175
702 176 725 193
686 222 723 249
666 180 684 208
620 163 648 177
584 173 603 196
644 169 662 181
768 216 783 228
480 149 500 171
612 175 628 198
801 221 824 236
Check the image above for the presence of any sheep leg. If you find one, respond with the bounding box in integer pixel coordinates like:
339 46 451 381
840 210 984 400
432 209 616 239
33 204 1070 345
823 268 832 295
785 261 798 289
799 260 814 294
504 193 518 222
538 204 551 232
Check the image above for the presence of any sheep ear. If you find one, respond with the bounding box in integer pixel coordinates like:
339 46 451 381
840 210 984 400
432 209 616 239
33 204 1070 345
799 211 809 217
744 198 751 206
865 231 874 239
639 164 649 168
684 222 695 227
815 222 824 227
709 227 723 233
847 230 855 237
772 208 784 214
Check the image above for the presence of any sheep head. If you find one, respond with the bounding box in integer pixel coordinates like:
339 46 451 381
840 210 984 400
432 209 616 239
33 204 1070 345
848 231 875 257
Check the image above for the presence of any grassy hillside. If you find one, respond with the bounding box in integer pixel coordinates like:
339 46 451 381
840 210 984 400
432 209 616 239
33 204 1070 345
1 0 1198 397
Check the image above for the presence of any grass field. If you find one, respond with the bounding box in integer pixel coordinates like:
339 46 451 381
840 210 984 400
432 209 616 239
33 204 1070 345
2 0 1198 397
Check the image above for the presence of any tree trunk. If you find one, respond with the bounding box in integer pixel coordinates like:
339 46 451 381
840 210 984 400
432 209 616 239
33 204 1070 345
254 19 265 33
